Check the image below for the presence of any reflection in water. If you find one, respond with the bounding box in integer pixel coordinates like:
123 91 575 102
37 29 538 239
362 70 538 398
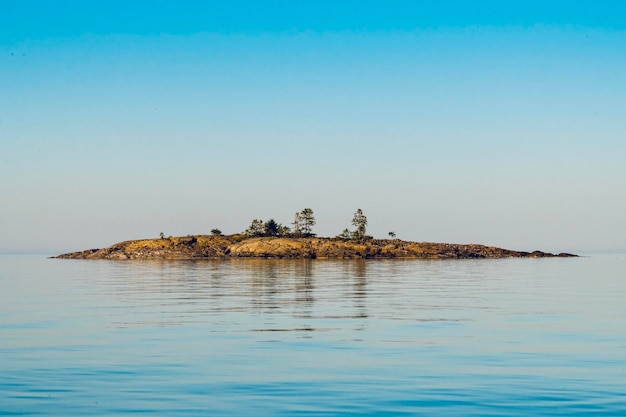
100 259 375 334
96 259 503 334
4 255 626 416
353 276 368 323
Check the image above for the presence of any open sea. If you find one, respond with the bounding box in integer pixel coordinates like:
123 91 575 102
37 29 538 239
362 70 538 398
1 254 625 416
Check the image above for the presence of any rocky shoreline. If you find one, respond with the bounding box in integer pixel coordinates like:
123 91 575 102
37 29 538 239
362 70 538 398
53 235 577 260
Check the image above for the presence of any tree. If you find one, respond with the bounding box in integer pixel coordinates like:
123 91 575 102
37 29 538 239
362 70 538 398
388 231 396 239
244 219 264 237
159 232 165 239
278 224 291 237
292 212 304 236
338 228 353 240
352 209 368 240
300 208 316 237
292 208 316 237
263 219 280 237
211 228 222 236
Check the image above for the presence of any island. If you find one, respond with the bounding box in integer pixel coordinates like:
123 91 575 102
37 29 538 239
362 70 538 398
53 235 576 260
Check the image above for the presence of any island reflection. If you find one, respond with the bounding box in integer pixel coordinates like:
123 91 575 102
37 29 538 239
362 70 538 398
102 259 372 333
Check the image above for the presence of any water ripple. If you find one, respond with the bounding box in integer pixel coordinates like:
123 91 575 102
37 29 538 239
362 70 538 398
1 255 626 415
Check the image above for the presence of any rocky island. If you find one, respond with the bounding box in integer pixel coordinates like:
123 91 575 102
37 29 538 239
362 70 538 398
54 235 576 260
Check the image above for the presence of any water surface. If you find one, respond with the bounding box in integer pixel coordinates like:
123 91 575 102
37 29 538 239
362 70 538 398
2 255 625 415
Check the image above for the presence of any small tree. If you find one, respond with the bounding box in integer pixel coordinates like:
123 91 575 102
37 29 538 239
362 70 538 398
244 219 264 237
159 232 165 239
352 209 368 240
278 224 291 237
211 228 222 236
338 228 353 240
388 231 396 239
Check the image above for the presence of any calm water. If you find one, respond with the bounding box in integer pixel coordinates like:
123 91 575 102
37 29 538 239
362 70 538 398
1 254 625 415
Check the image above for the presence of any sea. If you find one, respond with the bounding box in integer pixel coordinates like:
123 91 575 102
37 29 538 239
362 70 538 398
1 254 625 416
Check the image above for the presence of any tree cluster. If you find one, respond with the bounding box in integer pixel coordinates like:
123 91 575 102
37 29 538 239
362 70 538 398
243 208 317 238
243 218 291 237
292 208 316 237
239 208 385 241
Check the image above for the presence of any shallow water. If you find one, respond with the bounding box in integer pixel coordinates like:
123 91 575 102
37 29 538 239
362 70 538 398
2 254 625 415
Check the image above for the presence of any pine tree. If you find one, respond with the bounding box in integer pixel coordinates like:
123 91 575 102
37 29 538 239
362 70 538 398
263 219 280 237
292 212 304 236
244 219 264 237
300 208 316 237
352 209 367 240
278 224 291 237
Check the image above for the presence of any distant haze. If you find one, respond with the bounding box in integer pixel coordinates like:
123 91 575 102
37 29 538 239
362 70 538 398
1 1 625 254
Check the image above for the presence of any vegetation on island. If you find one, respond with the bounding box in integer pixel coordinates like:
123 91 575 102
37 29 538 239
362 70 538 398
240 208 370 240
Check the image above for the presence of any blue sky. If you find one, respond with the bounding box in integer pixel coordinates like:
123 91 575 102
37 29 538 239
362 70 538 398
1 1 625 254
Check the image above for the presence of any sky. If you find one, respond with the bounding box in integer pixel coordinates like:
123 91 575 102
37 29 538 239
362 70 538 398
1 1 625 254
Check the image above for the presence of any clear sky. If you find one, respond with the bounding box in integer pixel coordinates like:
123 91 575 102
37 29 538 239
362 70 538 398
1 1 625 254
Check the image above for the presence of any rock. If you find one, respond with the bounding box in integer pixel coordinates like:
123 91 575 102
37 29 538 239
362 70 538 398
53 236 577 260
